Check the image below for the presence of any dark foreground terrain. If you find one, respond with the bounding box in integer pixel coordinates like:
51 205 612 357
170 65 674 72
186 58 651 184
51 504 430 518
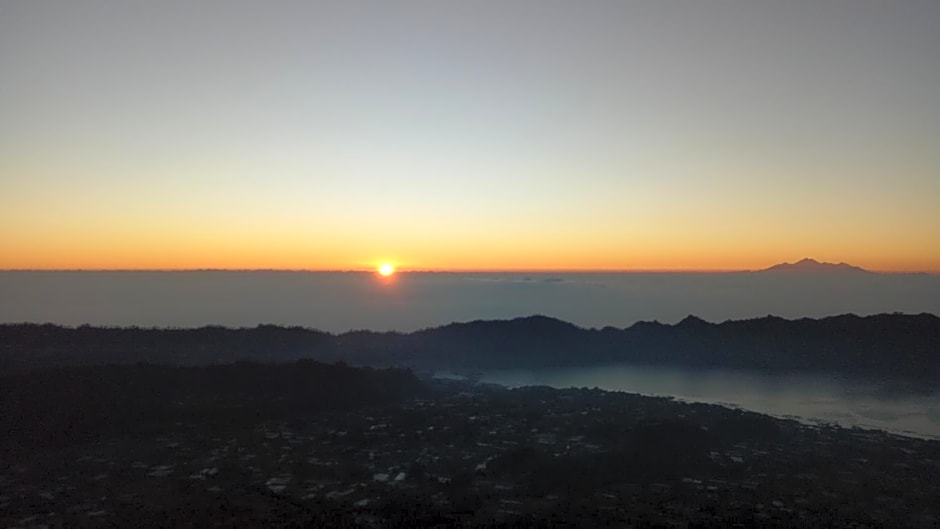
2 362 939 528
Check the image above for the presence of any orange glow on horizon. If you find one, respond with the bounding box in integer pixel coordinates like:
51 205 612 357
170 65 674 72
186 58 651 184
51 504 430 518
1 222 938 274
2 252 938 274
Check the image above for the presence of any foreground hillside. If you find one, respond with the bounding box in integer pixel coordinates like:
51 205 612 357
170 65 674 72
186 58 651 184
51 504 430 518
1 362 938 528
2 313 938 379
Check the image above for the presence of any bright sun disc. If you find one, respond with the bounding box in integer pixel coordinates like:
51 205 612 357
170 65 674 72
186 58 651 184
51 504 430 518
378 263 395 276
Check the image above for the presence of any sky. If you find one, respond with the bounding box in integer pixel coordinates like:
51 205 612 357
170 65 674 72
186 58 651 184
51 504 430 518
1 1 938 272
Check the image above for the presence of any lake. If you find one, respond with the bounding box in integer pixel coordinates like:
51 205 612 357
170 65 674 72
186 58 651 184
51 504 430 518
478 365 940 440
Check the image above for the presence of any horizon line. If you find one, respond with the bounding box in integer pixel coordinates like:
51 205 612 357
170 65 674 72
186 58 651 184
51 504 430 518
1 311 936 333
0 267 935 274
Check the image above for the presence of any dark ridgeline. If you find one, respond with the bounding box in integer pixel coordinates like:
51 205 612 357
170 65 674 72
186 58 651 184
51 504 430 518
2 312 938 379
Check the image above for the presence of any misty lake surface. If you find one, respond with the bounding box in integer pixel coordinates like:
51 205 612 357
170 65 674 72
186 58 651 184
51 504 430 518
478 365 940 440
2 271 939 332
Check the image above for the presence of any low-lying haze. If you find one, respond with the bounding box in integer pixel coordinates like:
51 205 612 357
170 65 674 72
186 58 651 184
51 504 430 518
2 271 937 332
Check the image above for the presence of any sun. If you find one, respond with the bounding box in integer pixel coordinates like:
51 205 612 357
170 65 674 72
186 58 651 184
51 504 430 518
378 263 395 277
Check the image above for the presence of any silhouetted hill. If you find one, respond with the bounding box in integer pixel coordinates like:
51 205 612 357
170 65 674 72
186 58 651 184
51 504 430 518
0 324 337 372
760 258 870 273
1 313 938 379
0 360 425 450
409 315 585 367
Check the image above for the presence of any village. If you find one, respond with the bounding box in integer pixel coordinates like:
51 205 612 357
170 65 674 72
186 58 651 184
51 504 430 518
3 379 939 528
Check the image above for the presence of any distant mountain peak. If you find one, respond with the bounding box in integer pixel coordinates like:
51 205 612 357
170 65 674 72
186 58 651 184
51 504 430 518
760 258 870 273
430 314 580 335
677 315 711 328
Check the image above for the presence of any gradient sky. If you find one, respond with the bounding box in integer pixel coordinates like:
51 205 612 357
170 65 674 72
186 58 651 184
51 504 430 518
1 1 938 272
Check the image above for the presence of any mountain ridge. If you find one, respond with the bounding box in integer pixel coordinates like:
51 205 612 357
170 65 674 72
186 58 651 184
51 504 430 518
2 313 938 380
759 258 870 273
